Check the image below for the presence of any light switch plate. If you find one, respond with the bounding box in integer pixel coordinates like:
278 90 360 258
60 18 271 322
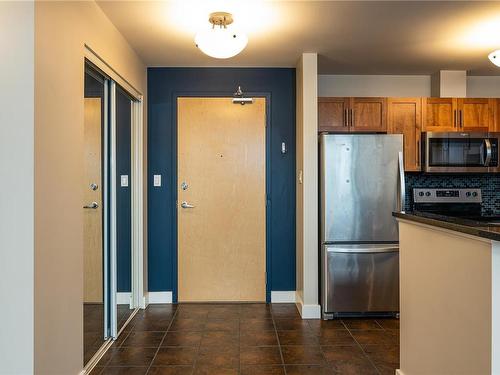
153 174 162 187
120 175 129 187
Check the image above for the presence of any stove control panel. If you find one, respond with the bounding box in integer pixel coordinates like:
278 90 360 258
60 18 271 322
413 188 482 203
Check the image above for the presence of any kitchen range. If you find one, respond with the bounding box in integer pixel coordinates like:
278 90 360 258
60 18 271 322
409 187 500 227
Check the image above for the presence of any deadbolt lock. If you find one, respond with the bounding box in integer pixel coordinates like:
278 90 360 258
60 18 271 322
90 183 98 191
181 182 189 191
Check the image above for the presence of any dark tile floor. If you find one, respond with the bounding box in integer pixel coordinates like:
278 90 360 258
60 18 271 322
90 303 399 375
85 303 135 365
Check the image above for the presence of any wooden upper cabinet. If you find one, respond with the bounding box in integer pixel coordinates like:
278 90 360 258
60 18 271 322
387 98 422 172
318 97 349 132
422 98 457 132
494 99 500 132
458 98 493 132
318 97 387 133
350 98 387 132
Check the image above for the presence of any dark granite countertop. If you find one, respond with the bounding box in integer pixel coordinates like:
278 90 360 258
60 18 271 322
393 211 500 242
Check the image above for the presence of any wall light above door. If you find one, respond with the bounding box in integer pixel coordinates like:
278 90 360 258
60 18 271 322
489 50 500 67
195 12 248 59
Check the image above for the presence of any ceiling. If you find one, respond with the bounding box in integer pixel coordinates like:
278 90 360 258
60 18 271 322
97 1 500 75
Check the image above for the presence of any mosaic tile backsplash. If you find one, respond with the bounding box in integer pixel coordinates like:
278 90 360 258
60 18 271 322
405 173 500 215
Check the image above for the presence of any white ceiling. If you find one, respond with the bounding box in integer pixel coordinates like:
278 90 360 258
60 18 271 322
97 1 500 75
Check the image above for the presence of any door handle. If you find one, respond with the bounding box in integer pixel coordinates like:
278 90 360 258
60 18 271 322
484 139 492 166
398 151 406 212
83 202 99 209
181 201 195 209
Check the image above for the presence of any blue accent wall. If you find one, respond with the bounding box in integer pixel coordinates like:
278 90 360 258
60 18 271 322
116 87 132 293
147 68 296 295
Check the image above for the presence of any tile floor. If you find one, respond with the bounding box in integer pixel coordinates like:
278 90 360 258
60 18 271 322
90 303 399 375
85 304 136 365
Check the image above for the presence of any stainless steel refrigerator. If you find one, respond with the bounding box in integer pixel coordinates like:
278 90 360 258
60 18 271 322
320 134 404 319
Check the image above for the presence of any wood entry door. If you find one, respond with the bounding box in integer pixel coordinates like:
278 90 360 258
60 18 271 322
83 98 103 303
177 97 266 302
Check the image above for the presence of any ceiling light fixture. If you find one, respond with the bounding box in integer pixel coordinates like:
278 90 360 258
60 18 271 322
489 50 500 67
195 12 248 59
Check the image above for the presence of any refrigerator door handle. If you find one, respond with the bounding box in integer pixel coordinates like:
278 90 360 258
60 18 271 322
326 245 399 254
398 151 406 212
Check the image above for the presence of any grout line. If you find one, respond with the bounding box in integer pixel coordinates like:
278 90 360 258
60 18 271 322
145 305 179 375
342 321 382 375
271 305 288 375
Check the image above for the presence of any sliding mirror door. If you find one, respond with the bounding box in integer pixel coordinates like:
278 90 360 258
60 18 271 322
83 66 108 365
115 85 134 331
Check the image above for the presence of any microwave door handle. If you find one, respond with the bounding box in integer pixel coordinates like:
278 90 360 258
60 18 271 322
398 151 406 212
484 139 492 166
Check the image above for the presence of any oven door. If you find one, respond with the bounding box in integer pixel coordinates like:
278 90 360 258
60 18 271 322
423 132 499 173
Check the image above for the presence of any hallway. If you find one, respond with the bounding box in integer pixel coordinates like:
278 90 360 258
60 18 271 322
91 303 399 375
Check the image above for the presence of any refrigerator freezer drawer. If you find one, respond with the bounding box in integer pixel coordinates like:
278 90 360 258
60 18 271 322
323 244 399 314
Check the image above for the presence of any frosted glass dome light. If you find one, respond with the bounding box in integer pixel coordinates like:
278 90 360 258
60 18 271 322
195 12 248 59
489 50 500 67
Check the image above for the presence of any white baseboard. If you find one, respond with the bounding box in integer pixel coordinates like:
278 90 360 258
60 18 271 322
271 291 296 303
116 292 131 305
395 370 405 375
295 292 321 319
147 291 173 304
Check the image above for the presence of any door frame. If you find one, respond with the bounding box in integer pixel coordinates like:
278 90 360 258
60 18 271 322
173 92 272 303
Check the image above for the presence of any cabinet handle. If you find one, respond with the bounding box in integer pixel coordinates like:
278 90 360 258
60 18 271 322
459 110 463 128
344 108 348 127
416 139 420 167
351 109 354 127
454 110 457 128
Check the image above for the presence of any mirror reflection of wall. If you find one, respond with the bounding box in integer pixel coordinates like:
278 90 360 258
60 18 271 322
116 86 134 331
83 67 105 365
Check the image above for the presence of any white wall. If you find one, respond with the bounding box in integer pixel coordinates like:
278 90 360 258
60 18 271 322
319 74 500 98
0 2 35 374
296 53 320 319
467 76 500 98
34 2 146 374
319 75 431 97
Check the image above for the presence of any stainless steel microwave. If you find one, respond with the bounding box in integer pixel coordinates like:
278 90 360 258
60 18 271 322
422 132 500 173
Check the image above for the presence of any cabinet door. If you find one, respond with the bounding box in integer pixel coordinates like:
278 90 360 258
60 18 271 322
422 98 457 132
318 98 349 132
494 99 500 132
388 98 422 172
350 97 387 132
458 98 493 132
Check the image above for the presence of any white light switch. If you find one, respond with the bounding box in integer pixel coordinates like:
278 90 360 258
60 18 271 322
153 174 162 187
120 175 129 187
281 142 287 154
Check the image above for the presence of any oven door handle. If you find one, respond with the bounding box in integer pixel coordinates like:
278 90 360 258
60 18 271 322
484 139 492 166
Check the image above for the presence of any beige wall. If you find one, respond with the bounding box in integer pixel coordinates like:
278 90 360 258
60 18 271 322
399 220 492 375
0 2 35 374
34 2 146 374
319 74 500 98
296 53 320 318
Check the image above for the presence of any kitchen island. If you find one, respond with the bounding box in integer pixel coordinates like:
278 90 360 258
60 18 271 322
394 212 500 375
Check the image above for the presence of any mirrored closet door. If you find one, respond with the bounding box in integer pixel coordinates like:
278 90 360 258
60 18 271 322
83 65 108 365
83 62 138 368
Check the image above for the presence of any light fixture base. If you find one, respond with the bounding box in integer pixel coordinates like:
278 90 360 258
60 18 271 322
209 12 233 27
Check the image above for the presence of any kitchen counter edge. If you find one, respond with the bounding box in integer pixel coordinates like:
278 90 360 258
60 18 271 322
393 211 500 242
